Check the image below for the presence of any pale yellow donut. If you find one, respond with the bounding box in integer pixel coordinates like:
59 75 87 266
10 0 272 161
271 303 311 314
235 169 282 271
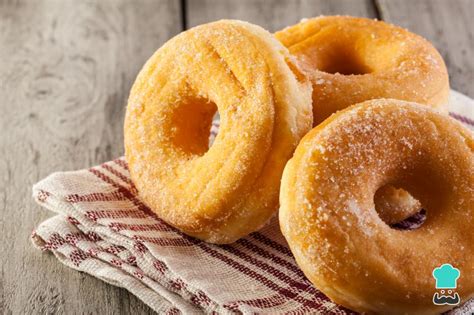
280 99 473 314
125 20 312 244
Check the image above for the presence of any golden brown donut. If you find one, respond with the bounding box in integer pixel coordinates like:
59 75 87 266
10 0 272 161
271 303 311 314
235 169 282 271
275 16 450 125
124 20 312 244
279 99 473 314
277 15 449 223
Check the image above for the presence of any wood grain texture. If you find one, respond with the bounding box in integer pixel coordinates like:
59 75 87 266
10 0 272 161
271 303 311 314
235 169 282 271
0 0 181 314
1 0 472 314
377 0 474 99
186 0 378 31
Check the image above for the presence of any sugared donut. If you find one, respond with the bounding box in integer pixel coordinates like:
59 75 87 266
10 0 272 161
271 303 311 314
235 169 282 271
124 20 313 244
279 99 473 314
276 16 449 125
277 15 449 223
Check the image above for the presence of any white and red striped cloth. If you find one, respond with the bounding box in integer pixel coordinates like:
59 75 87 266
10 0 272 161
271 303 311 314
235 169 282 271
32 90 473 314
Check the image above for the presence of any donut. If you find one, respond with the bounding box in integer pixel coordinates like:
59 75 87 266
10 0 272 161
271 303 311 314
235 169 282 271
276 15 448 223
275 16 449 125
279 99 473 314
124 20 313 244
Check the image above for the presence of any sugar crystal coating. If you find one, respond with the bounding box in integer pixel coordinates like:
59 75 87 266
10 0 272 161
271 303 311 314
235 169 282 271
124 20 313 244
279 99 474 314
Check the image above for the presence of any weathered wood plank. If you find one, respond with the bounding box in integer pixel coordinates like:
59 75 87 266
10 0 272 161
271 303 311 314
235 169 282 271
186 0 378 31
377 0 474 98
0 0 181 314
1 0 472 314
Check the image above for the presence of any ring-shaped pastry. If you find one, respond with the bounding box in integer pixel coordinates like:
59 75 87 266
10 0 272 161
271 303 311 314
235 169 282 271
277 16 449 222
280 99 473 314
276 16 449 125
125 20 312 244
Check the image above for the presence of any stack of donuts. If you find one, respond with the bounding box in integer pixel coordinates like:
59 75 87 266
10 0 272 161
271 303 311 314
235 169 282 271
124 16 473 314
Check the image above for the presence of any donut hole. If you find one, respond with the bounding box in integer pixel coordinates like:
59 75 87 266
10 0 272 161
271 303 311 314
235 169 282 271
316 44 371 75
374 184 426 230
296 28 405 76
374 147 460 232
170 96 218 156
298 37 373 75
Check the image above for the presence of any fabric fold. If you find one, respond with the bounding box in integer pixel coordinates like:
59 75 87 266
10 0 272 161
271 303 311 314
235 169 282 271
32 90 474 314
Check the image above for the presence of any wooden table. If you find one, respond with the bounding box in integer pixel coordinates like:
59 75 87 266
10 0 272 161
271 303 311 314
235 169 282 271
1 0 472 313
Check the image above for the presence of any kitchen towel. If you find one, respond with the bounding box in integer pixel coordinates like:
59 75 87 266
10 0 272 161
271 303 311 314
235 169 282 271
32 90 474 314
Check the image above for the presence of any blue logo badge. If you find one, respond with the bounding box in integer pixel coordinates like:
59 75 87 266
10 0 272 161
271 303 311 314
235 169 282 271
432 264 461 306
